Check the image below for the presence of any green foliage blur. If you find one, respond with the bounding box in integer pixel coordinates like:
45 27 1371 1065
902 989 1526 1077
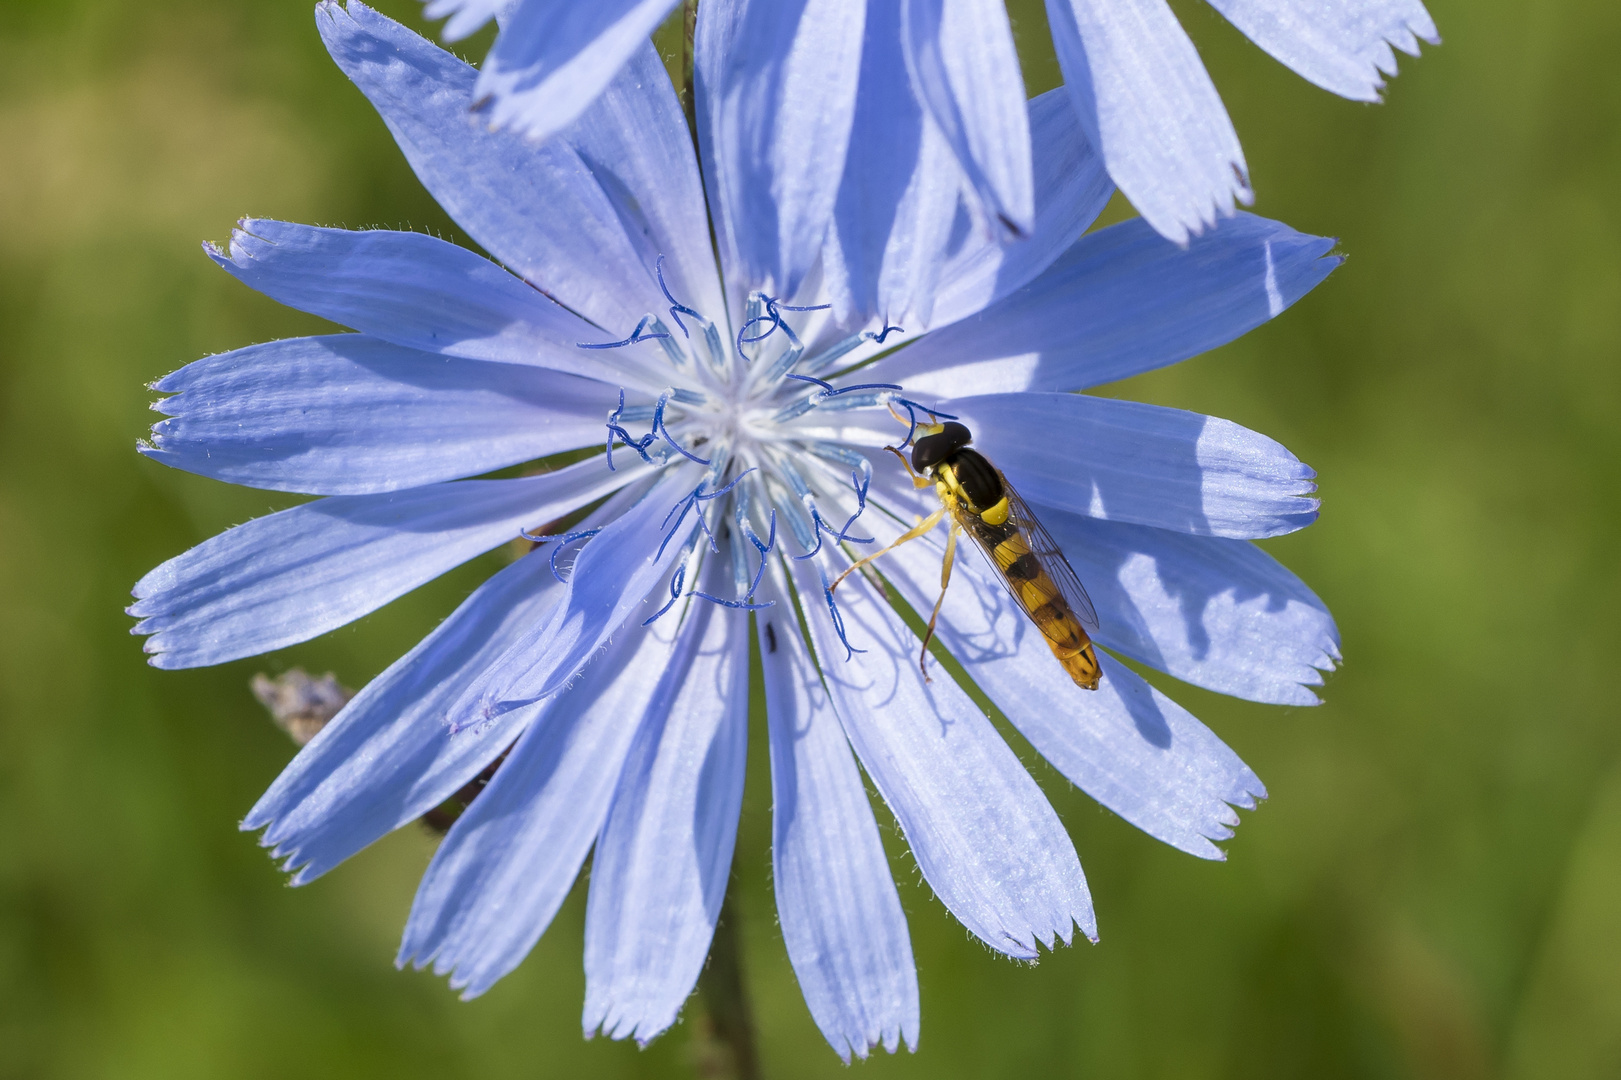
1 0 1618 1076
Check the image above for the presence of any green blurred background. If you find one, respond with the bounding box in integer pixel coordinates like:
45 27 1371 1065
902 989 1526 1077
2 0 1618 1076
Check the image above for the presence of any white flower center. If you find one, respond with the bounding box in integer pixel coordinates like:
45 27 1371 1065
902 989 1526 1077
583 274 943 645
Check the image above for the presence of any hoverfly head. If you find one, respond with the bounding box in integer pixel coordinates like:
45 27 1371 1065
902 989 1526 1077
911 421 973 473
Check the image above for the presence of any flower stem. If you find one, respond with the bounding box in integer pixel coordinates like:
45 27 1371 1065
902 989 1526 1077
692 890 761 1080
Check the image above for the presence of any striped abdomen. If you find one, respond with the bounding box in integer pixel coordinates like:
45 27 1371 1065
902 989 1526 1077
935 451 1102 690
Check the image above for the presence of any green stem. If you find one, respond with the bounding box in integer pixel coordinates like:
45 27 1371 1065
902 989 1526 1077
692 890 761 1080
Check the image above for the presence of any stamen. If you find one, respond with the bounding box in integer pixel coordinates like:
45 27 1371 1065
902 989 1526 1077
604 388 661 471
765 474 818 556
820 567 866 660
606 388 713 470
655 255 701 339
652 255 727 369
735 292 830 361
547 529 602 583
737 505 777 599
805 332 864 372
642 564 686 626
783 372 834 393
689 591 775 612
696 467 757 502
652 392 711 466
801 321 907 375
578 314 670 350
828 467 873 545
656 468 744 562
658 487 703 560
866 321 905 344
823 381 905 399
773 376 907 422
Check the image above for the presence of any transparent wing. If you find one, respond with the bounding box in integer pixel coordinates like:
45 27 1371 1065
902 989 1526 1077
1002 481 1100 632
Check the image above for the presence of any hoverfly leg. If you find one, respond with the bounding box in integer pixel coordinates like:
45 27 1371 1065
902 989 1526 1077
918 521 959 681
829 507 947 593
882 445 932 489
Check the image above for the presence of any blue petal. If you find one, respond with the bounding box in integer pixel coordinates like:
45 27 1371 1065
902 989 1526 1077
144 335 611 495
129 460 641 668
872 517 1265 859
474 0 680 145
792 560 1095 958
1207 0 1438 102
1042 513 1340 705
317 2 684 335
582 569 749 1045
450 472 696 718
758 568 917 1060
821 0 961 329
945 392 1318 539
243 549 566 883
421 0 506 42
205 221 645 386
1046 0 1249 243
562 40 728 325
901 0 1031 236
874 214 1338 395
398 624 683 998
925 87 1114 330
696 0 866 297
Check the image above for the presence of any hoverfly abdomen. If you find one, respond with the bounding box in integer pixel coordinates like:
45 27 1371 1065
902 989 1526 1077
1004 551 1042 581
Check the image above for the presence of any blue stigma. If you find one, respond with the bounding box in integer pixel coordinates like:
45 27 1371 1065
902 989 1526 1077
657 469 755 562
866 321 906 344
820 568 866 660
652 392 710 466
741 507 776 600
642 564 686 625
655 254 702 339
787 461 875 561
604 388 657 471
578 314 670 350
736 293 831 359
783 373 904 401
515 526 605 583
604 388 713 471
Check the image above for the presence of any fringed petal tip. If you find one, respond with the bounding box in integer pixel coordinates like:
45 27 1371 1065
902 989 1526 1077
1192 776 1270 860
1000 910 1100 959
836 1022 918 1063
578 1008 683 1050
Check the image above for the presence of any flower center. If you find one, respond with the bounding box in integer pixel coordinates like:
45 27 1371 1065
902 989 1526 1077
569 259 952 654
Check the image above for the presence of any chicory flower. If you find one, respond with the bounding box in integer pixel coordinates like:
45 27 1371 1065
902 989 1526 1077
132 1 1342 1058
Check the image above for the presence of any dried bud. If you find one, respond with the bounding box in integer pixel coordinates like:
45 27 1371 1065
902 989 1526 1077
250 669 353 746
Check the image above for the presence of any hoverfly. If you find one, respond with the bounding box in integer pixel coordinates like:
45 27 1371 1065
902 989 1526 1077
835 420 1101 690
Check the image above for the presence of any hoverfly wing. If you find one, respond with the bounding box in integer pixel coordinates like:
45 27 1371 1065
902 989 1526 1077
1001 481 1100 633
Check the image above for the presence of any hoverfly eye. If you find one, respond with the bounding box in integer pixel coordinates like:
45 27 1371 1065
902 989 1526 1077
911 421 973 473
911 433 948 472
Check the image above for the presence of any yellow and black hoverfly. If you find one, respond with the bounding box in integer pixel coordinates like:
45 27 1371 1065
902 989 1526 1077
836 420 1102 690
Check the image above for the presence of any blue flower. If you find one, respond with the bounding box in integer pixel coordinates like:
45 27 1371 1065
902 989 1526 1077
132 1 1342 1059
427 0 1436 243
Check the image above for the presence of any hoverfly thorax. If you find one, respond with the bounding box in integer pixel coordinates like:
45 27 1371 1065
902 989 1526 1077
912 422 1011 526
